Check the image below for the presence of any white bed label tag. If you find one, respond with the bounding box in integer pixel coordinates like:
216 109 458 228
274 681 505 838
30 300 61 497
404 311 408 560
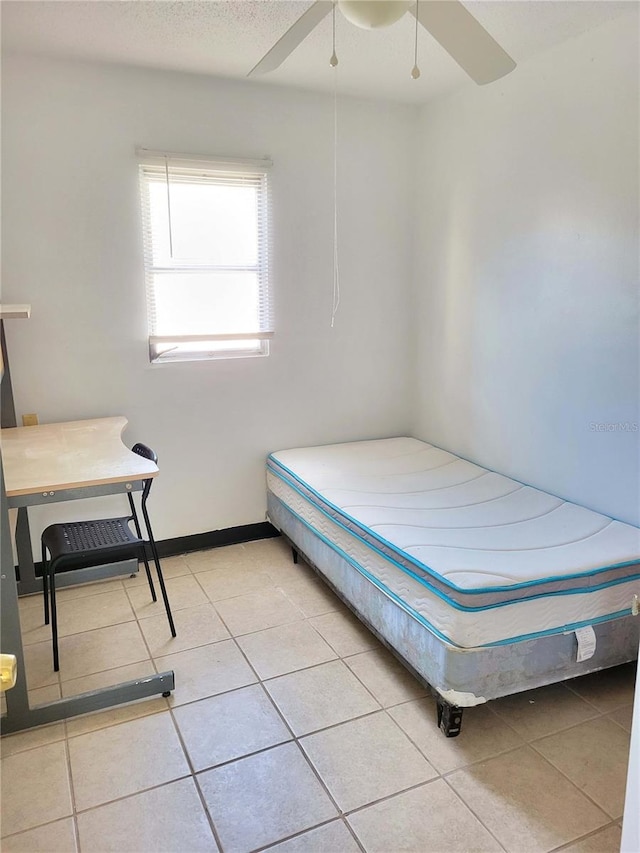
575 626 596 662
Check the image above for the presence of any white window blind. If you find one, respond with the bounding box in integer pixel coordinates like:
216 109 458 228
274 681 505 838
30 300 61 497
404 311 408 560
138 150 273 362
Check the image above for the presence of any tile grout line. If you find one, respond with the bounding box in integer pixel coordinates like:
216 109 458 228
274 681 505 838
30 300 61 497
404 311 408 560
183 561 359 853
527 738 627 822
249 816 365 853
325 647 417 712
4 735 629 846
341 816 368 853
439 741 619 852
502 741 621 830
17 554 347 704
5 544 635 852
22 675 614 767
440 774 510 853
164 704 225 853
273 562 633 851
199 597 376 851
407 700 629 786
563 664 637 711
62 724 81 852
0 814 80 846
68 774 198 835
10 584 636 712
387 698 566 779
606 708 634 733
525 711 627 748
9 624 630 766
61 584 165 739
207 591 503 852
488 703 613 746
548 817 624 852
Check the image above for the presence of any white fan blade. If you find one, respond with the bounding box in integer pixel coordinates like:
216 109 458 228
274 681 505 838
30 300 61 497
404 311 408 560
249 0 334 76
412 0 516 85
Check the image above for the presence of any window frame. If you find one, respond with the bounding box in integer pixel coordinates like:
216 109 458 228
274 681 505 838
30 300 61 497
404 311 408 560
137 150 273 364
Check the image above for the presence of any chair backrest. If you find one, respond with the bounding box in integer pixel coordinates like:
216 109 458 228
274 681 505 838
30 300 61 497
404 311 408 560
131 443 157 464
131 443 157 503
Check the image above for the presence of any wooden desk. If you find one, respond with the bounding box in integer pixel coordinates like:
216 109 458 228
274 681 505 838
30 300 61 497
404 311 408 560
0 417 175 733
3 417 156 594
3 417 157 498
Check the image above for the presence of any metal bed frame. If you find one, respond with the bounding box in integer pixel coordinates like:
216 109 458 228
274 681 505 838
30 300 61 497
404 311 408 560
268 490 640 737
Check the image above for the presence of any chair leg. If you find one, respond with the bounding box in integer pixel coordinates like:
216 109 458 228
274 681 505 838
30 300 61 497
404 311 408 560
128 494 157 602
140 505 176 637
49 562 60 672
41 542 50 626
151 544 176 638
141 549 157 602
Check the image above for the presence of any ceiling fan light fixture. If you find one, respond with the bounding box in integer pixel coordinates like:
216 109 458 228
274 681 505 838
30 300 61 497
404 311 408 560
338 0 412 30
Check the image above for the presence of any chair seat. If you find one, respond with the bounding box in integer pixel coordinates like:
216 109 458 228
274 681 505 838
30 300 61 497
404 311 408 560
39 441 176 673
42 518 142 561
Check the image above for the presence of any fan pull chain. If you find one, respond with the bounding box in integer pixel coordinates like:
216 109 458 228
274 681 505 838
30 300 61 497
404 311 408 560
330 0 338 67
331 56 340 328
330 1 340 328
411 0 421 79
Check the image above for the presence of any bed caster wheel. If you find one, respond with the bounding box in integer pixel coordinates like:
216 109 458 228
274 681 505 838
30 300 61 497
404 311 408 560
437 699 463 737
129 573 137 579
162 691 171 697
291 547 299 565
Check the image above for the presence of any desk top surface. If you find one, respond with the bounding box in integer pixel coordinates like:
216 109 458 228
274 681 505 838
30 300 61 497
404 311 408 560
1 417 158 497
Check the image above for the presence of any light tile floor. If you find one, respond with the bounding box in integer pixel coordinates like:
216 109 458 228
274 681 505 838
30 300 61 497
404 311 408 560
1 537 635 853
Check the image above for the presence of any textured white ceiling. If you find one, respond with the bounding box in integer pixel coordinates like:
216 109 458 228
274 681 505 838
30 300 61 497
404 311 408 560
1 0 635 103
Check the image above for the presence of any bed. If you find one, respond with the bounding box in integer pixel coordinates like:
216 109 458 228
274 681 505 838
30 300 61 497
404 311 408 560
266 437 640 736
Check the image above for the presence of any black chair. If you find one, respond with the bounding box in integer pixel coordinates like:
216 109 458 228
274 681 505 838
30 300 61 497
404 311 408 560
40 443 176 671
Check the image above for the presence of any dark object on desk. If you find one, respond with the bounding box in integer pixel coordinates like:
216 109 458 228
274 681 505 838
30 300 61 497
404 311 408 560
39 443 176 671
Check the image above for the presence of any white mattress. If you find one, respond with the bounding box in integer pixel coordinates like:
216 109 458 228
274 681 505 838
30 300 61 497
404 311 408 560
267 437 640 648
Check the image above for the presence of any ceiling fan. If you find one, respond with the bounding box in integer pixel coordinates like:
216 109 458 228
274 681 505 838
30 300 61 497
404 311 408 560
249 0 516 85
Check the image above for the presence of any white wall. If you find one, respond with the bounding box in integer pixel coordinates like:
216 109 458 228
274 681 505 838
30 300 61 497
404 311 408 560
412 12 640 525
4 9 639 545
1 55 416 541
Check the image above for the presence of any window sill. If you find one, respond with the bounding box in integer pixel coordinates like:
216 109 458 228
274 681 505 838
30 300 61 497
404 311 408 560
149 342 270 364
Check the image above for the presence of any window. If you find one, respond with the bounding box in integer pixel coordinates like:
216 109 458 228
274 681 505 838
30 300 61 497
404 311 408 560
138 150 273 363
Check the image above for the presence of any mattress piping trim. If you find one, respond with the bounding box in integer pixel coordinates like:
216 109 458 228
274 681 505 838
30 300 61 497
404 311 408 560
267 454 640 597
268 491 632 649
